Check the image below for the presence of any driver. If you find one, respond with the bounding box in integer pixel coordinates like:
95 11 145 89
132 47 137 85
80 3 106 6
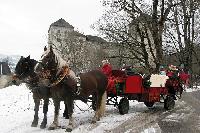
101 59 112 77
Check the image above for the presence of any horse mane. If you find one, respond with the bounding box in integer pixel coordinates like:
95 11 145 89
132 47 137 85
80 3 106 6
40 46 78 80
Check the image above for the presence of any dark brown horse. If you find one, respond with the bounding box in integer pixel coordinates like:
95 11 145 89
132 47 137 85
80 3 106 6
13 55 69 129
35 45 108 132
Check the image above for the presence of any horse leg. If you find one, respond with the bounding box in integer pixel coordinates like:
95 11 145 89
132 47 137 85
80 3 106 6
92 91 107 123
48 99 60 130
179 85 183 98
31 98 40 127
65 97 74 132
40 98 49 129
63 102 69 119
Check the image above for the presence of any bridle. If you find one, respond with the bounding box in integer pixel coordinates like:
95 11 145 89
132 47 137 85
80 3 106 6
14 60 32 79
36 54 70 87
13 60 36 85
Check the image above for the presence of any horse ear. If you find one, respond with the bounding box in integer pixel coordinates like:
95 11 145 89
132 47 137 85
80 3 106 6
44 46 47 51
27 55 30 59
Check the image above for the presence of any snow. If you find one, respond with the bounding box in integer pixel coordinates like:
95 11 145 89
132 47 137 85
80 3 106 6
185 86 200 92
1 84 199 133
142 128 156 133
0 84 142 133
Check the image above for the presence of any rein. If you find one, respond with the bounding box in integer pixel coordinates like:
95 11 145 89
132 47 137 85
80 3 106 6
74 102 92 112
13 71 26 80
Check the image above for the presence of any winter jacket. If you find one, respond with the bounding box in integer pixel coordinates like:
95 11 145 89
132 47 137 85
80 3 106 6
101 63 112 76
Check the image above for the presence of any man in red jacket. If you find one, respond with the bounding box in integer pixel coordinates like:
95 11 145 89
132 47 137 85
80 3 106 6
101 59 116 93
101 59 112 77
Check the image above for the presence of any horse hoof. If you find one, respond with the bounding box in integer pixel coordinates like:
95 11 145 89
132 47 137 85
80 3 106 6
40 120 47 129
31 123 38 127
48 122 58 130
40 124 46 129
66 128 72 132
48 126 55 130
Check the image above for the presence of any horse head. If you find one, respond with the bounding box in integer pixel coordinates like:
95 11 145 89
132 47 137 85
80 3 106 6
34 45 69 86
13 55 37 85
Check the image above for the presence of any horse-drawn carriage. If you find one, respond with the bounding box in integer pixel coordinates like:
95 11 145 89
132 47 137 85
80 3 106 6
100 69 183 115
13 45 184 132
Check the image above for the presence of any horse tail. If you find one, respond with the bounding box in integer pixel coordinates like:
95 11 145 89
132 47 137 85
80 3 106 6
99 91 107 117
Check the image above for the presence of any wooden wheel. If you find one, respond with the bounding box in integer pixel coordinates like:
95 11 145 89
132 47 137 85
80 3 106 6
164 95 175 110
118 97 129 115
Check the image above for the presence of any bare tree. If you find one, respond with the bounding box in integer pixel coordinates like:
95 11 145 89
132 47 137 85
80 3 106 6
163 0 200 75
93 0 178 72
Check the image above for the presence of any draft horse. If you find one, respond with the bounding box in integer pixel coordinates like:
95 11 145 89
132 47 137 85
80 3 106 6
34 45 108 132
13 55 69 129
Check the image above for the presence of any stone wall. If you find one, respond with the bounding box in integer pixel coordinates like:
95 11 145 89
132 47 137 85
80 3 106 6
48 18 110 73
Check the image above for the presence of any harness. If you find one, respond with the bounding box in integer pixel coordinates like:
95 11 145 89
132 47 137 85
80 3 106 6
48 66 70 87
40 65 85 100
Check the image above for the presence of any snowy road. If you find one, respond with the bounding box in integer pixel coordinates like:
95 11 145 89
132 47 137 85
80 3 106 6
112 88 200 133
0 84 199 133
0 84 145 133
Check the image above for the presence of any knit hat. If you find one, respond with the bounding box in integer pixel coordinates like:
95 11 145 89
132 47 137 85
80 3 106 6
169 64 178 70
102 59 109 64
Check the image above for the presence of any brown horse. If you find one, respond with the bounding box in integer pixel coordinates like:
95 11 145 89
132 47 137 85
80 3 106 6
34 45 107 132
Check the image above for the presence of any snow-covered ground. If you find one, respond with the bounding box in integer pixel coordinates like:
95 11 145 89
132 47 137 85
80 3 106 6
0 84 145 133
0 84 199 133
185 86 200 92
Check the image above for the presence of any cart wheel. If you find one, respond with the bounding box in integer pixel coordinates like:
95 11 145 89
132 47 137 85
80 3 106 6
164 96 175 110
144 102 154 108
118 97 129 115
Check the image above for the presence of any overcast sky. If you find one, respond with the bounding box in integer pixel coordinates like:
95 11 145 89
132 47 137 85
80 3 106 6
0 0 104 60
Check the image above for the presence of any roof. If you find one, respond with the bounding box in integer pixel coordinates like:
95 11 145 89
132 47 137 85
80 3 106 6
69 31 85 38
50 18 74 29
86 35 106 43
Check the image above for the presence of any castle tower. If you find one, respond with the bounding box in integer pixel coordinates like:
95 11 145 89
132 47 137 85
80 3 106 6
48 18 74 48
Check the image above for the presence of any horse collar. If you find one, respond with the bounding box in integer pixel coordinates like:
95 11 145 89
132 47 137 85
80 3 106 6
49 66 70 87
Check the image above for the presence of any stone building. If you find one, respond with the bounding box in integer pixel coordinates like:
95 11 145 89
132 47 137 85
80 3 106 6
48 18 112 73
128 14 157 69
48 18 159 73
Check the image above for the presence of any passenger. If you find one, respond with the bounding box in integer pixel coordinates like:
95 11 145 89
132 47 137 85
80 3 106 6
159 65 166 75
101 59 116 93
166 64 178 79
179 69 190 88
101 59 112 77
